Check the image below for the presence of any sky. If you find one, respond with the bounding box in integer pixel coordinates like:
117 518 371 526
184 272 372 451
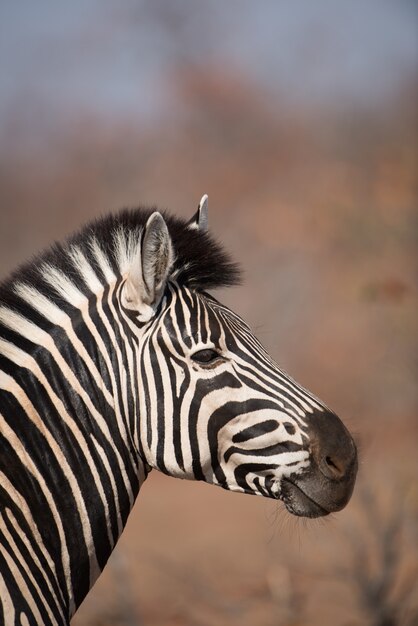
0 0 416 138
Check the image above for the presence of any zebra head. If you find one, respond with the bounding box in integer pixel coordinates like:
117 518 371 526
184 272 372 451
121 197 357 518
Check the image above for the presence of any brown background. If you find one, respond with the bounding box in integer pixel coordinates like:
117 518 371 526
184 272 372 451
0 3 417 625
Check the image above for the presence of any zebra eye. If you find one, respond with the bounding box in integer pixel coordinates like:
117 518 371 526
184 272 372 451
191 349 221 364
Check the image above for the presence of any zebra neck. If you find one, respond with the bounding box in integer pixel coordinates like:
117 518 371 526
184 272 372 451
0 291 148 618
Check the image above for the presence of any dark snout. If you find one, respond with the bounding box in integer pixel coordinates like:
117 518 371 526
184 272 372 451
281 409 358 518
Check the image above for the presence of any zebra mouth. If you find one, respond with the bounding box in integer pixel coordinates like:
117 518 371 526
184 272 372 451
279 478 330 518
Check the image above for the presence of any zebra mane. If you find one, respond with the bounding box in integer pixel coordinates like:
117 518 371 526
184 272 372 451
0 207 241 312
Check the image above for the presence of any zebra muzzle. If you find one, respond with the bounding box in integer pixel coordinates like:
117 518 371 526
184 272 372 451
279 409 358 518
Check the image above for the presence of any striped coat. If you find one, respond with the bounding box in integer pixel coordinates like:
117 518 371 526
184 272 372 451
0 197 357 624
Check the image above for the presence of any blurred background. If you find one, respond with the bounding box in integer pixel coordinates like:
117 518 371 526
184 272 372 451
0 1 417 624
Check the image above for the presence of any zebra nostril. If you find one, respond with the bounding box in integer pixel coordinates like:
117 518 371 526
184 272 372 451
322 455 345 479
307 409 357 484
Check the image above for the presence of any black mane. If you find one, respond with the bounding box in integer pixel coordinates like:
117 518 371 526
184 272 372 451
0 207 241 310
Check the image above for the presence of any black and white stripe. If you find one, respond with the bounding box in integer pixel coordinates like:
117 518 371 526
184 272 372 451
0 197 357 625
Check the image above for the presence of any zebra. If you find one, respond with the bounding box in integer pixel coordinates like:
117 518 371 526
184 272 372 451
0 195 357 625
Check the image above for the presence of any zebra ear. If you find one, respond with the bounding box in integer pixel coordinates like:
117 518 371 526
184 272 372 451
124 212 174 317
187 194 208 231
141 212 174 302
